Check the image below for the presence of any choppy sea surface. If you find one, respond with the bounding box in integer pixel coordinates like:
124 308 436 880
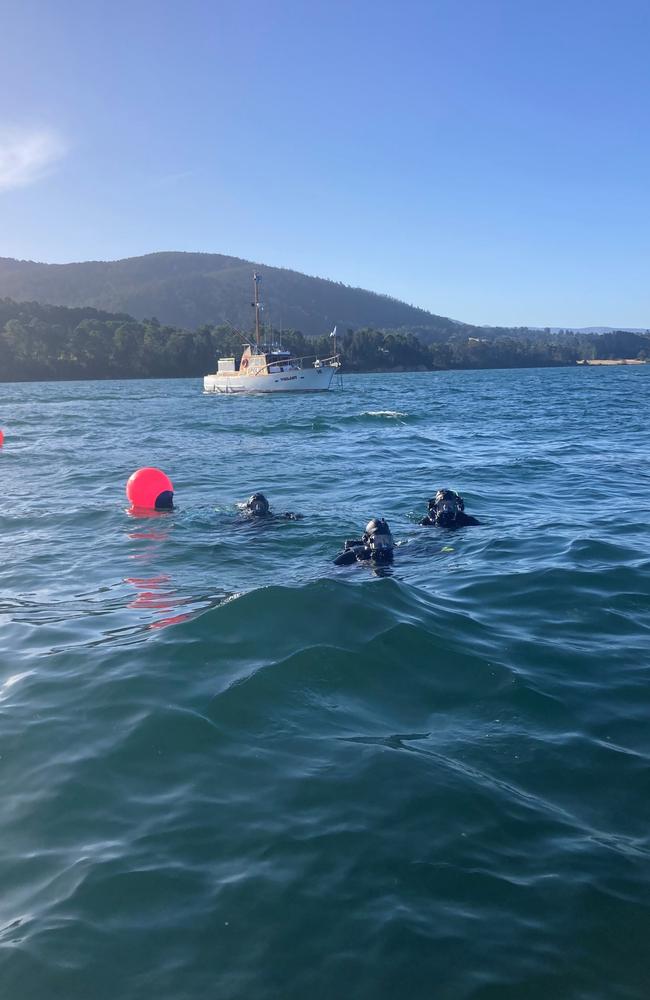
1 367 649 1000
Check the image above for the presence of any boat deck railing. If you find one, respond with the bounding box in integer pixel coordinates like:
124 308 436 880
253 352 341 375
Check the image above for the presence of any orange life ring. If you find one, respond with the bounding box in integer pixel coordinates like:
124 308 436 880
241 358 249 369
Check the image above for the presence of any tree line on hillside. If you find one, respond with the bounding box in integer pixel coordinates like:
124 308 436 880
0 252 460 336
0 298 648 382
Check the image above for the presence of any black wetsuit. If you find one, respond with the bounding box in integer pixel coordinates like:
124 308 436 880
420 512 480 527
333 541 393 566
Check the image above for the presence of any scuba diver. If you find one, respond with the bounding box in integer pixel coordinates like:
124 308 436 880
334 518 394 566
420 489 480 528
240 492 303 521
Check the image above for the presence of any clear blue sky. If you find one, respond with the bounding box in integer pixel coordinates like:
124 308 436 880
1 0 649 327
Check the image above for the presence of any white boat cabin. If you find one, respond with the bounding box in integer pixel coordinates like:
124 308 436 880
218 345 300 376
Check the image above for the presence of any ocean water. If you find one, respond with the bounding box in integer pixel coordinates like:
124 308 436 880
1 366 649 1000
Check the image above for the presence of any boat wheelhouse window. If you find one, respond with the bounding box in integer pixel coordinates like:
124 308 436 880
266 353 290 366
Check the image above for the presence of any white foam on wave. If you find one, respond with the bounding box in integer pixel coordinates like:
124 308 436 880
361 410 409 419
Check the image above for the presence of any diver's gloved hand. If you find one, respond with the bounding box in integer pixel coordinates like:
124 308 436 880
343 538 365 551
333 539 365 565
334 548 362 565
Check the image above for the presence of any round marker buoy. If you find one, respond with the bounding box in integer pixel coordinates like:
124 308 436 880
0 429 4 447
126 467 174 510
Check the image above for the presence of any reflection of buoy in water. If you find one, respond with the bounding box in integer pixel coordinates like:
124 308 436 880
0 429 4 447
126 467 174 510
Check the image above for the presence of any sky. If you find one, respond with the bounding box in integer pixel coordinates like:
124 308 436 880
0 0 649 328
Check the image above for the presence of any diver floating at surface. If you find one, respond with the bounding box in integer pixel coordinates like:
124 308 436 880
240 492 303 520
420 489 480 528
334 518 394 566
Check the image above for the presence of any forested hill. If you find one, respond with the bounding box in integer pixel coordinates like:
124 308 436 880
0 252 459 337
1 297 648 382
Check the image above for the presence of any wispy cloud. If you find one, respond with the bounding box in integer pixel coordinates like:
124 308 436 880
0 127 66 192
154 168 199 188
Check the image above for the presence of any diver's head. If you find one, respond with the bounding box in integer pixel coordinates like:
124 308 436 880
246 492 270 516
155 490 174 511
428 489 465 527
363 517 394 562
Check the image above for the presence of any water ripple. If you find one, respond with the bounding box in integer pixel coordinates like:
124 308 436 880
1 368 650 999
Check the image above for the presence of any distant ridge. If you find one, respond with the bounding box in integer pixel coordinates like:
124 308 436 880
0 251 460 337
547 326 650 335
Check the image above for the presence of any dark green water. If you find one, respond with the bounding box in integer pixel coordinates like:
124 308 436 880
1 367 649 999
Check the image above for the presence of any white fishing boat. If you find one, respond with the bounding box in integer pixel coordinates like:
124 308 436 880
203 273 341 394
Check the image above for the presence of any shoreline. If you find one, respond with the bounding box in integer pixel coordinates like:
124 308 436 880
0 359 647 385
576 358 647 366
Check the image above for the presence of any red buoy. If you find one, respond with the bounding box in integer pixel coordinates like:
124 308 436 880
0 429 4 447
126 467 174 510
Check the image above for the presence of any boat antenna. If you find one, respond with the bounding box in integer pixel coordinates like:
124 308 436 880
252 271 262 349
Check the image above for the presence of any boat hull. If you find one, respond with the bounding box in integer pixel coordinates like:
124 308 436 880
203 366 337 394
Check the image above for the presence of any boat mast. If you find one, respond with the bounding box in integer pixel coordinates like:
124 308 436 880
253 271 262 349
